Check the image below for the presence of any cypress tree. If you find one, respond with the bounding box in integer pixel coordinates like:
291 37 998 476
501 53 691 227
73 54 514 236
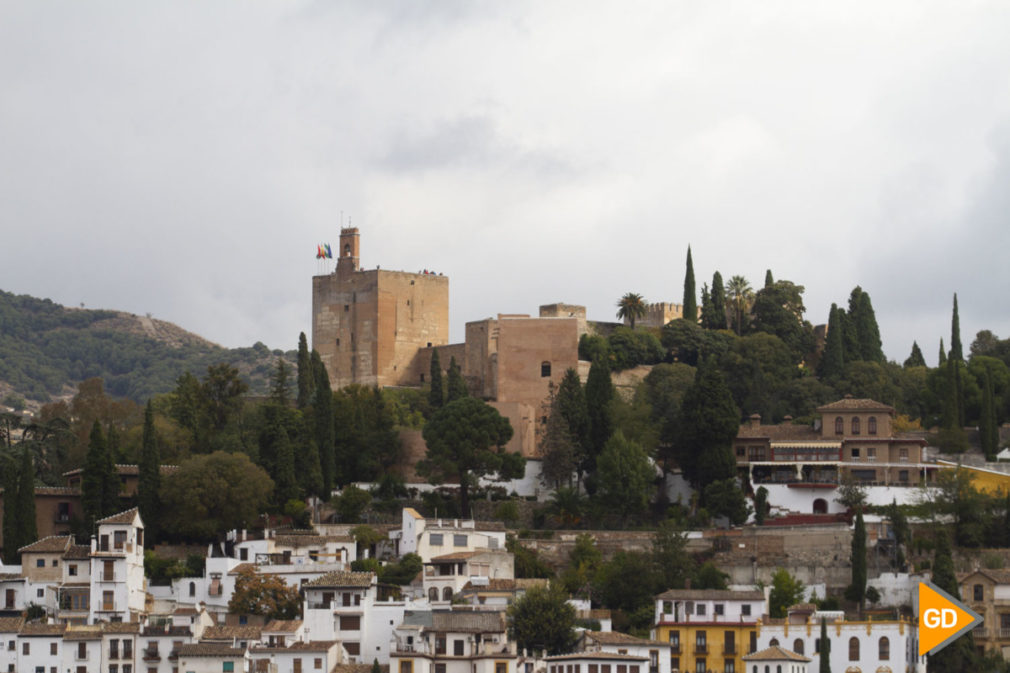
271 359 292 406
556 368 590 485
980 369 997 460
699 284 712 327
938 339 946 367
929 532 977 671
819 618 831 673
950 293 963 362
683 247 697 323
446 356 467 402
676 359 740 486
82 421 108 525
429 349 444 409
101 425 120 516
710 272 728 330
138 400 160 541
14 448 37 555
848 507 867 609
903 341 926 368
296 332 314 409
818 303 845 379
584 357 615 476
311 351 335 493
1 456 19 563
272 425 299 507
856 290 884 362
764 269 774 288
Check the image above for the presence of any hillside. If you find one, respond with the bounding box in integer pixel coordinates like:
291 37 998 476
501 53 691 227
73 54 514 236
0 289 295 405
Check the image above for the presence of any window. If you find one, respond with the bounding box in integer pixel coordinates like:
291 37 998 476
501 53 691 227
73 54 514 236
344 305 349 312
340 616 361 631
78 642 87 659
37 588 44 598
36 559 45 568
879 636 889 660
696 631 707 653
663 601 672 614
974 584 984 601
851 417 860 435
741 604 751 616
110 666 118 673
114 530 127 550
23 642 29 655
696 603 707 616
442 587 453 601
453 534 468 547
223 663 235 673
496 663 508 673
189 582 196 597
848 637 860 661
736 446 746 457
899 470 909 482
69 564 78 576
52 559 59 567
103 590 114 611
793 639 803 655
430 533 443 546
899 447 909 461
454 640 465 656
714 604 724 616
724 662 734 673
769 639 779 647
123 641 132 658
670 659 679 673
694 661 705 673
867 447 876 461
834 417 843 434
868 417 877 435
851 448 860 459
51 643 58 655
315 659 323 670
400 663 412 673
111 639 119 658
669 631 680 649
239 548 248 561
541 362 551 377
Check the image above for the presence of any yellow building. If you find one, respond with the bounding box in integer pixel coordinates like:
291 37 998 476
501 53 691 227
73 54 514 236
652 589 765 673
936 459 1010 496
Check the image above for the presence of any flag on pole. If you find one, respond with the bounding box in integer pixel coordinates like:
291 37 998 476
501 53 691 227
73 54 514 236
316 245 324 259
325 243 333 258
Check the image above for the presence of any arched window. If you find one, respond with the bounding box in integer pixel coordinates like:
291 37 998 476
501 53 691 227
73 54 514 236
813 499 828 514
343 244 351 257
793 639 804 655
442 587 453 601
769 639 779 647
541 361 552 378
428 587 438 602
851 417 860 435
848 637 860 661
879 636 889 660
868 417 877 435
835 417 844 434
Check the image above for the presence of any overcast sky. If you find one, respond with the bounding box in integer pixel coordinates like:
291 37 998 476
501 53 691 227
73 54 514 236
2 2 1009 365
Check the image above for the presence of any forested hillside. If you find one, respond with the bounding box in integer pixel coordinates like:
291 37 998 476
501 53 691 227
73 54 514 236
0 289 294 404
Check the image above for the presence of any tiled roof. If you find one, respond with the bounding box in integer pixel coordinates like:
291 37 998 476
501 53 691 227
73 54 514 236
274 534 352 547
63 545 91 560
264 619 302 632
0 486 82 497
958 569 1010 585
228 563 258 576
251 640 339 653
743 646 811 662
429 551 479 562
584 631 665 647
101 622 141 633
64 626 103 640
20 623 68 636
736 423 820 441
816 398 894 413
96 507 140 525
18 535 73 554
178 643 244 657
430 611 506 633
202 625 263 640
546 653 648 662
655 588 764 601
0 617 24 633
0 573 23 582
305 571 374 588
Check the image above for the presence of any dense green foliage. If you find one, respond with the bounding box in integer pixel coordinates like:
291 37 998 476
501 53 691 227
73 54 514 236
0 289 294 402
616 292 647 330
769 568 805 618
507 583 577 655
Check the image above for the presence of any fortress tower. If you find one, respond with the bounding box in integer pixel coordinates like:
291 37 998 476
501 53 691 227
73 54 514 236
312 228 449 389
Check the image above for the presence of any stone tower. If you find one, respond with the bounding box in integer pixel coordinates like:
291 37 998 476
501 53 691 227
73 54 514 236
312 228 449 389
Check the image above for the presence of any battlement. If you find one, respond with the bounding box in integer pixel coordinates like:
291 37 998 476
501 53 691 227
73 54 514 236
622 301 683 328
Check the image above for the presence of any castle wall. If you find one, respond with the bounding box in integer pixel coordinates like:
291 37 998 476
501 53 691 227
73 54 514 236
626 301 683 328
495 317 578 404
539 303 588 337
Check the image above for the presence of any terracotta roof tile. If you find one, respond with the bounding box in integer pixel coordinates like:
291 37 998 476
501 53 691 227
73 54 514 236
20 623 67 636
816 398 894 413
655 589 764 601
305 571 374 588
18 535 73 554
584 631 666 647
178 643 245 657
202 625 263 640
63 545 91 560
743 646 811 662
0 617 24 633
430 612 506 633
64 626 103 640
264 620 302 633
96 507 140 525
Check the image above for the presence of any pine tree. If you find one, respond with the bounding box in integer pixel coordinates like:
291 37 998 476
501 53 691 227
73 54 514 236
819 618 831 673
429 349 444 409
950 293 963 362
847 507 867 609
14 448 37 555
929 532 977 671
311 351 335 492
818 304 845 379
584 357 615 477
138 400 160 542
904 341 926 368
446 356 467 402
710 271 728 330
296 332 314 409
683 247 697 323
980 369 998 460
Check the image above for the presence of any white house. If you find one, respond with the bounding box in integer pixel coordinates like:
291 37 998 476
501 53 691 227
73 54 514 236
88 508 146 623
392 509 507 561
177 642 247 673
578 631 671 673
390 610 517 673
422 550 514 604
742 645 810 673
544 652 650 673
249 640 343 673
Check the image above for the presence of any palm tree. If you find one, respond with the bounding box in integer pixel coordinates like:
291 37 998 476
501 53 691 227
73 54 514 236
616 292 647 329
726 275 753 336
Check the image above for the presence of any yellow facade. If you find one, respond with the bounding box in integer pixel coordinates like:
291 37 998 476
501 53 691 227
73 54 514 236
653 623 756 673
938 461 1010 496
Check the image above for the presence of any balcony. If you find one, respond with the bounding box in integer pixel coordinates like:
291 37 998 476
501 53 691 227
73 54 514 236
999 629 1010 640
723 644 736 655
669 644 681 654
102 572 117 582
142 648 161 662
695 643 707 655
